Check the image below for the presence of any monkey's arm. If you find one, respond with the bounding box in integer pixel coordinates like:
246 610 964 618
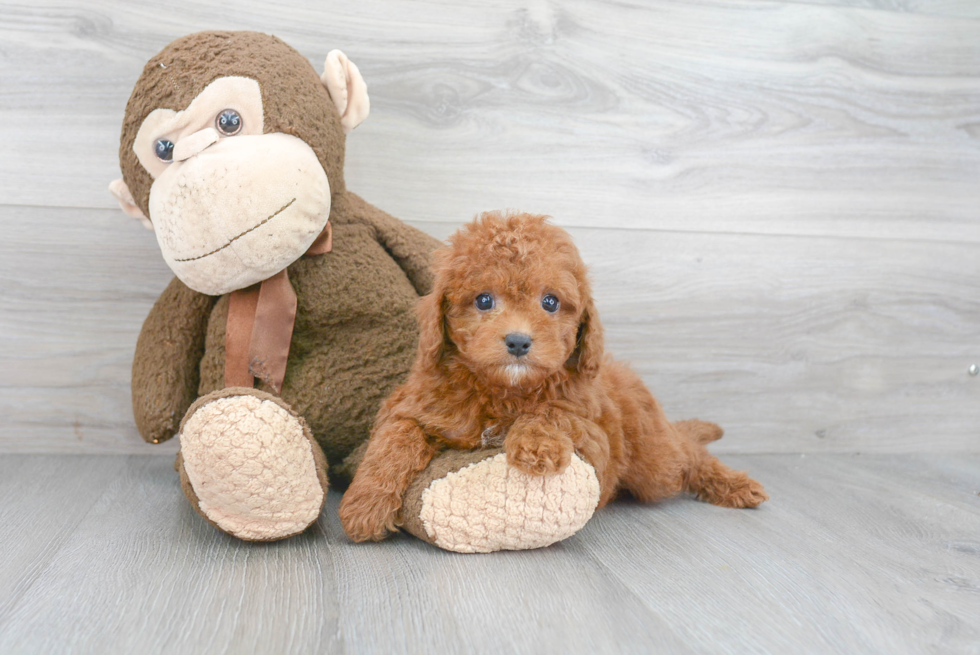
132 277 218 444
344 192 444 296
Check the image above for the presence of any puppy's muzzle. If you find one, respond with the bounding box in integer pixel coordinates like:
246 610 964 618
505 333 533 358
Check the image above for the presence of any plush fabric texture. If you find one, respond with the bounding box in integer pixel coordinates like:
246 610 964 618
344 440 600 552
125 33 443 472
190 193 439 465
134 192 439 466
403 450 600 553
134 76 266 180
177 387 329 541
109 178 150 225
150 133 331 295
119 31 347 219
321 50 370 133
132 278 218 444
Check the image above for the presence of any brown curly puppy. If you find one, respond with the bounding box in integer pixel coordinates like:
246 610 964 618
340 212 768 542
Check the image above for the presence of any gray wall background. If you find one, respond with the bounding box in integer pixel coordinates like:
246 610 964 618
1 0 977 454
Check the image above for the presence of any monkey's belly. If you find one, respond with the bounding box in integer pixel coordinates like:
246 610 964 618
198 308 418 467
197 224 424 467
280 316 419 465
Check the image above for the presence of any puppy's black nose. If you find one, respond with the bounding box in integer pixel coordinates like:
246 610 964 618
505 333 532 358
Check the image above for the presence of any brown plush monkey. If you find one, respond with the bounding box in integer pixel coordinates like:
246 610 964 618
111 31 600 549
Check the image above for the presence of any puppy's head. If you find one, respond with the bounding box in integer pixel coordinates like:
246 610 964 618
418 212 603 387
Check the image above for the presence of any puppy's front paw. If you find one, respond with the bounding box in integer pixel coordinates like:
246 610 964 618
506 424 573 476
339 485 400 542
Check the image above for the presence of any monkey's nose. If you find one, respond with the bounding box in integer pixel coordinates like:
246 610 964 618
173 127 220 162
505 333 532 358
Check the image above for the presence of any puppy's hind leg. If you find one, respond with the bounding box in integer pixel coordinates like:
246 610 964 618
612 365 768 508
684 445 769 509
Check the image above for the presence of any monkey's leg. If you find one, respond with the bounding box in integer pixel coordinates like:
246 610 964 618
393 448 600 553
175 388 329 541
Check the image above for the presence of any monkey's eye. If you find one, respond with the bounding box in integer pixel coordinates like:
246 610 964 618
215 109 243 136
154 139 174 162
541 294 560 313
475 293 495 311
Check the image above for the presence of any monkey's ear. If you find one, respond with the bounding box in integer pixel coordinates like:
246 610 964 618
321 50 370 134
108 179 153 230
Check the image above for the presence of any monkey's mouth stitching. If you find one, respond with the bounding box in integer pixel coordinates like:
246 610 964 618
174 198 297 262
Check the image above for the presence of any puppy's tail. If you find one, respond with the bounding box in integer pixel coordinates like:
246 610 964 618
674 419 723 445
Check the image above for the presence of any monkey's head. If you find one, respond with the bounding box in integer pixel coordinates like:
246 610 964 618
109 31 369 295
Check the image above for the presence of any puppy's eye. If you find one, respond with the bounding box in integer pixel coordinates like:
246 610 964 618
475 293 495 311
154 139 174 162
216 109 243 136
541 294 560 313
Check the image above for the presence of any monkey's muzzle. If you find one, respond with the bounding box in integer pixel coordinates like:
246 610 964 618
150 133 331 296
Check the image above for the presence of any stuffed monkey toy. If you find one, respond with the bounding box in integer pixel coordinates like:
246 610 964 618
111 31 599 551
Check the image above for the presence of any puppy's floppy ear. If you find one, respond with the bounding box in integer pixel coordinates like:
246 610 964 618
566 298 604 377
415 282 450 369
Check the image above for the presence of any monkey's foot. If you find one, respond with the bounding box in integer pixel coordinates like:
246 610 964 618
397 448 600 553
176 388 329 541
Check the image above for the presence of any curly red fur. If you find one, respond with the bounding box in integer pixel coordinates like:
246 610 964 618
339 212 768 542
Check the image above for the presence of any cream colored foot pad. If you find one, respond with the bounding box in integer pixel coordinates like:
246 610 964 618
419 453 600 553
180 395 323 541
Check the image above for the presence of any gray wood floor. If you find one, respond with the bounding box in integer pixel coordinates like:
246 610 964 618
0 453 978 654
